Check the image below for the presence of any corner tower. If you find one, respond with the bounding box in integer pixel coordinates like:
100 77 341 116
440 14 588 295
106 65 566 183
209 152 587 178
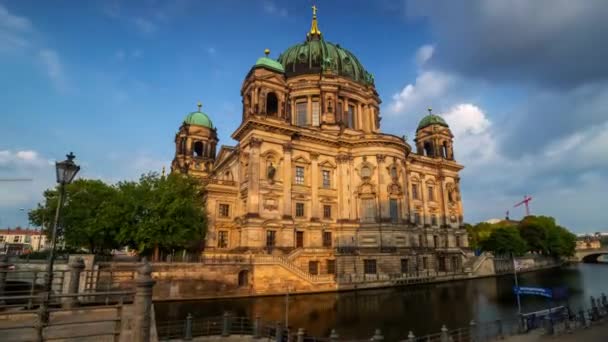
171 102 218 179
414 109 455 160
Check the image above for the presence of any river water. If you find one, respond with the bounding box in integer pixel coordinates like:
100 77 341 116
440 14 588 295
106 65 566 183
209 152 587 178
155 263 608 340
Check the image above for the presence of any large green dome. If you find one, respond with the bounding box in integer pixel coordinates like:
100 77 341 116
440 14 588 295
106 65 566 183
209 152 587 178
417 114 449 131
277 38 374 85
184 110 213 128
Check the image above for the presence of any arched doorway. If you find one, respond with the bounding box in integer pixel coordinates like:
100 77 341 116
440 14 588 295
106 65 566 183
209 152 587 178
193 141 204 157
266 92 278 116
238 270 249 287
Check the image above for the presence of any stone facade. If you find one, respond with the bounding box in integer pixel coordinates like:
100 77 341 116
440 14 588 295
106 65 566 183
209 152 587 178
171 8 469 292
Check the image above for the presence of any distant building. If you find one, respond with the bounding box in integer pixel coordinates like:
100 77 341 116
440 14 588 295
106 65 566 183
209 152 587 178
0 227 47 254
575 235 601 250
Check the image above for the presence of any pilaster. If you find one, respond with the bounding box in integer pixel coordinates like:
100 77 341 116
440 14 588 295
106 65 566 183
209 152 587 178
247 137 262 216
282 143 293 218
310 152 320 219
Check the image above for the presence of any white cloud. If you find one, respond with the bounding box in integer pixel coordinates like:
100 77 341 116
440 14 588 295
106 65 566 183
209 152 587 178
207 47 217 55
133 17 157 34
0 4 32 32
389 71 452 114
263 1 288 17
0 4 33 52
415 44 434 67
39 48 68 92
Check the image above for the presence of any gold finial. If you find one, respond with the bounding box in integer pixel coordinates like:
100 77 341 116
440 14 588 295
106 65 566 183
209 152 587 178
308 4 321 38
427 107 433 115
264 48 270 56
197 101 202 111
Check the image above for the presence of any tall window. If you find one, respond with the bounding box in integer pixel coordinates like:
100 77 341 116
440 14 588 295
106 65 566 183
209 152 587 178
412 184 419 200
337 101 343 123
456 236 461 247
13 236 20 243
431 214 437 226
295 166 305 185
433 235 439 247
428 186 434 201
361 198 376 223
266 92 278 116
390 166 398 179
312 100 320 126
389 199 399 223
401 259 409 273
323 205 332 219
219 204 230 217
296 203 305 217
266 230 276 247
363 259 377 274
422 256 428 269
414 212 421 225
418 235 424 247
0 236 4 242
323 231 332 247
361 166 372 178
296 102 307 126
309 261 319 275
322 170 331 188
217 231 228 248
347 104 355 129
326 259 336 274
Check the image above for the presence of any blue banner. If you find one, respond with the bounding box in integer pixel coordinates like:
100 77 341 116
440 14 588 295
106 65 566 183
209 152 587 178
513 286 553 298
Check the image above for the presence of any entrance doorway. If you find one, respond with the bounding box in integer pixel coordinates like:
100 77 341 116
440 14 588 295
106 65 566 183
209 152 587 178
296 231 304 248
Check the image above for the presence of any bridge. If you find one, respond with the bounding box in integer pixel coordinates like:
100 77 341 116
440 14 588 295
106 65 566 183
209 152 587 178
574 248 608 263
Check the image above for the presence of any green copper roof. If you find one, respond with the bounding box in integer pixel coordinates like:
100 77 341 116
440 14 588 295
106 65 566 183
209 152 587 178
417 114 449 131
277 38 374 85
184 111 213 128
254 56 285 73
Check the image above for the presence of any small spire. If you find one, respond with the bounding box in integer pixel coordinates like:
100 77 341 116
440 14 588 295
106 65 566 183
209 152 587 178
197 101 202 111
161 166 166 177
264 48 270 57
308 4 321 39
427 107 433 115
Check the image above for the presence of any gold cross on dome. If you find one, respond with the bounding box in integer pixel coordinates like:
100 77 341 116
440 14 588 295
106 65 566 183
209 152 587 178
197 101 202 111
312 5 317 16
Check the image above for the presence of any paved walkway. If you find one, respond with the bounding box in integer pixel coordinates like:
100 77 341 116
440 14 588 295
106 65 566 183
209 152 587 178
504 320 608 342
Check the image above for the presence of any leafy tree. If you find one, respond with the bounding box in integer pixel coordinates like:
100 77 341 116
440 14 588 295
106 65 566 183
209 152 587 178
519 217 548 253
480 227 528 256
466 222 501 250
29 179 121 253
116 172 206 260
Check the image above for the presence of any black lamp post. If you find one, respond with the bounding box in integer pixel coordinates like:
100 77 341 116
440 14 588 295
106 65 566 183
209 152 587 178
40 152 80 324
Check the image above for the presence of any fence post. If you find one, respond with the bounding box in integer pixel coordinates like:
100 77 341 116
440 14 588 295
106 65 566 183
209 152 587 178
469 320 476 342
601 293 608 310
330 329 339 342
407 331 415 342
0 255 8 305
590 296 600 320
222 312 230 337
253 315 261 338
296 328 305 342
579 309 587 328
63 257 85 308
440 325 449 342
275 322 283 342
496 319 503 339
184 313 193 340
372 329 383 341
133 259 155 342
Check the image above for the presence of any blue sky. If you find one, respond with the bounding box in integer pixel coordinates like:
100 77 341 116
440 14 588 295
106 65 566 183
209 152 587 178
1 1 607 233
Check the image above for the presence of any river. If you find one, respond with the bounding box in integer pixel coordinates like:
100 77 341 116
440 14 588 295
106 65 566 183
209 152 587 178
154 263 608 340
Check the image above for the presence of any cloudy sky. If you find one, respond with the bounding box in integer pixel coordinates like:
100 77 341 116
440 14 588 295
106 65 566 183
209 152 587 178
1 0 607 233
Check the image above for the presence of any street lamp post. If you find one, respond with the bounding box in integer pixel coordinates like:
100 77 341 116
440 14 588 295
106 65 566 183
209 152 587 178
39 152 80 326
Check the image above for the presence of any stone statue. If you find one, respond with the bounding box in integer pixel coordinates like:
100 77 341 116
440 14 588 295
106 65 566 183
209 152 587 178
267 162 276 181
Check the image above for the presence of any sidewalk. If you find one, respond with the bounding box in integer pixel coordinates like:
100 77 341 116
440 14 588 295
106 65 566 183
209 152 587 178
503 320 608 342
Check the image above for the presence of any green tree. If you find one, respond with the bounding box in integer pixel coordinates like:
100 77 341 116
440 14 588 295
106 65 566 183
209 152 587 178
519 217 548 253
480 227 528 256
466 222 501 250
29 179 121 253
116 172 206 260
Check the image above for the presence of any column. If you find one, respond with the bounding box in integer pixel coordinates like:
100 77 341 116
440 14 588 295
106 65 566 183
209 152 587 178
439 176 449 227
337 154 349 219
282 143 293 218
307 95 312 125
421 177 428 226
311 152 320 219
402 161 410 223
247 138 262 216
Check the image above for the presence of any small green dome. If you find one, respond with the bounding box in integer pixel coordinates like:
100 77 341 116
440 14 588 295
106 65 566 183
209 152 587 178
417 114 449 131
184 111 213 128
277 38 374 85
255 55 285 73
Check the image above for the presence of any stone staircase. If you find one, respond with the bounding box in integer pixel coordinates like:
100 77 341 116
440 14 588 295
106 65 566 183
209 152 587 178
463 253 489 274
253 255 334 284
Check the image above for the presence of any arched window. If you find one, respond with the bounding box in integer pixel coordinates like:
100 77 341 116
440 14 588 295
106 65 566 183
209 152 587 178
442 142 449 159
361 166 372 178
424 141 434 157
390 166 398 179
194 141 204 157
238 270 249 287
180 137 186 154
266 92 278 116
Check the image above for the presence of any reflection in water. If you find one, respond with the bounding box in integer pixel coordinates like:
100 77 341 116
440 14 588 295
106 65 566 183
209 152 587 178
155 264 608 340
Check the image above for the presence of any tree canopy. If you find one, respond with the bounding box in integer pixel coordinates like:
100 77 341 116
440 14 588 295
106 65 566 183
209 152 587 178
29 172 206 258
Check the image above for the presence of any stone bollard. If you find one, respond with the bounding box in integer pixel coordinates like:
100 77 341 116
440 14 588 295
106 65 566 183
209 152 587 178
578 309 587 328
0 255 8 305
469 320 477 342
184 313 193 340
296 328 305 342
330 329 339 342
601 293 608 309
372 329 383 341
253 315 261 338
496 319 503 339
275 322 283 342
222 312 230 337
133 259 155 342
63 257 85 309
440 325 449 342
407 331 415 342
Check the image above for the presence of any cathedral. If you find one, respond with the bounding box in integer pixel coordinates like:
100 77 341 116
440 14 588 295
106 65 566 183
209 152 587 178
172 7 469 284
